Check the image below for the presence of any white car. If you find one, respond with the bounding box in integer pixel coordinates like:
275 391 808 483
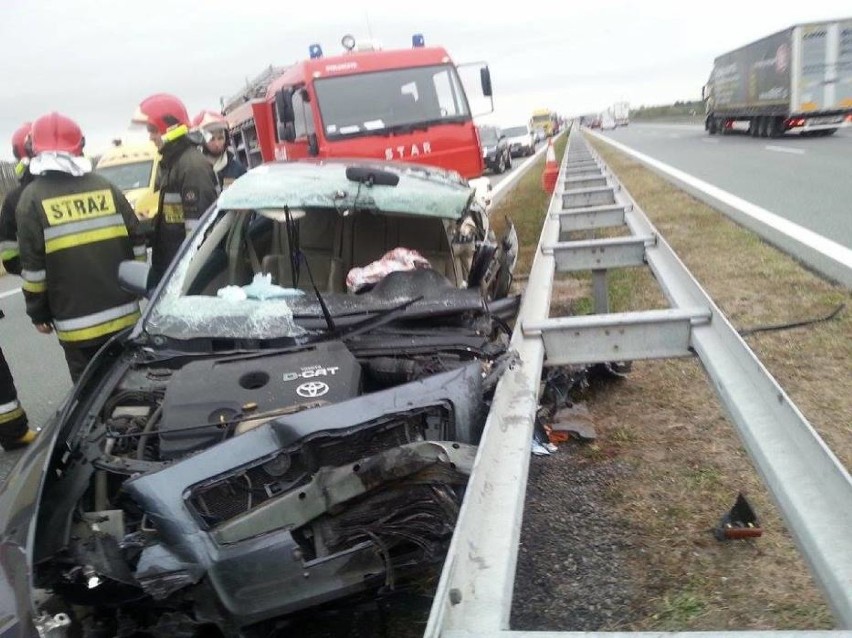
503 124 536 157
601 113 617 130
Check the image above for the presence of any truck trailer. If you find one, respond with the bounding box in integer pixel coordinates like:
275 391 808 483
702 18 852 137
612 101 630 126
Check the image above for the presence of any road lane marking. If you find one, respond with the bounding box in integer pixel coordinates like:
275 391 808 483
701 139 719 144
0 287 22 300
765 145 805 155
584 129 852 287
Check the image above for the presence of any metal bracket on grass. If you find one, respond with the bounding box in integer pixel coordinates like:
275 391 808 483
715 493 763 541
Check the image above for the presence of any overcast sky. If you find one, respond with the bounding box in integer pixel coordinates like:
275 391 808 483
1 0 849 159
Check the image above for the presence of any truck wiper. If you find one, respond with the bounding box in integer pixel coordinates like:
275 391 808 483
379 116 468 136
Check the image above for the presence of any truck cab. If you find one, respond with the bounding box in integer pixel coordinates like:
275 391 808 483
227 35 493 180
530 108 555 137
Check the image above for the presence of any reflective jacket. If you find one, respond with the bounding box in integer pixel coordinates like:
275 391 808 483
214 151 247 192
16 171 146 347
151 137 217 285
0 170 34 275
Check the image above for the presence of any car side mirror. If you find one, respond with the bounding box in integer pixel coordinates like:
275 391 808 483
118 260 151 298
480 66 493 97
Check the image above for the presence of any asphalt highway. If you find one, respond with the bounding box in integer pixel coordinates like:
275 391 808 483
0 279 70 479
594 123 852 249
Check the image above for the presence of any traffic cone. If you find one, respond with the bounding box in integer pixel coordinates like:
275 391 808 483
541 139 558 193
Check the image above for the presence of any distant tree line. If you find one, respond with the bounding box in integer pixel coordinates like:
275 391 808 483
630 100 704 120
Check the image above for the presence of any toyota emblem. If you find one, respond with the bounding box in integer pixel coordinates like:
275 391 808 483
296 381 329 398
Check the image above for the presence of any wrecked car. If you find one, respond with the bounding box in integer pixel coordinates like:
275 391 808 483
0 159 519 637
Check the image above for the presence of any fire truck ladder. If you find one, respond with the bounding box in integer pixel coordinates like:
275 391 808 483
221 64 288 114
425 131 852 637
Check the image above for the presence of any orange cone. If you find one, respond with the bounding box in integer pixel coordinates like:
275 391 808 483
541 139 558 193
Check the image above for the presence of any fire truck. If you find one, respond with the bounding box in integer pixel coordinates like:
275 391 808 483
223 34 494 179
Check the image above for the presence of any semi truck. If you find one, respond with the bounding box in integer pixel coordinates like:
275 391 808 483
702 18 852 137
224 34 494 179
612 101 630 126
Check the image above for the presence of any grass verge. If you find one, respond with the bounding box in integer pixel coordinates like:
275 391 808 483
497 129 849 630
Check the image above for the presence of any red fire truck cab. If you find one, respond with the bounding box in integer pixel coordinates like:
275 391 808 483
225 35 493 180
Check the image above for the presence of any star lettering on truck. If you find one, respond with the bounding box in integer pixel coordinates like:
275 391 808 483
385 142 432 161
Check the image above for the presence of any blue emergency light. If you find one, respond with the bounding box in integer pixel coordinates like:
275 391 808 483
412 33 425 48
309 44 323 59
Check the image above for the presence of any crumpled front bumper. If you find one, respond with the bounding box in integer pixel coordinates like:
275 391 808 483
123 363 483 627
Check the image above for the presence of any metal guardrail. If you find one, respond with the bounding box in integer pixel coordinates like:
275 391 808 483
425 131 852 636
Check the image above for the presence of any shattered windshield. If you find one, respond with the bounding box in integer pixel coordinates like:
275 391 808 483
315 64 470 139
143 162 476 342
144 211 308 341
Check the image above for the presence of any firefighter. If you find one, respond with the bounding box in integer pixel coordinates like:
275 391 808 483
15 112 146 383
0 122 37 451
0 122 34 275
132 94 217 286
0 345 35 451
192 110 246 192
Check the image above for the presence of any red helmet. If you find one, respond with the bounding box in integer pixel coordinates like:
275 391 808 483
132 94 190 138
11 122 32 160
30 112 85 156
191 110 227 131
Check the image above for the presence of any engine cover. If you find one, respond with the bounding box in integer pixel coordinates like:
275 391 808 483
159 341 361 459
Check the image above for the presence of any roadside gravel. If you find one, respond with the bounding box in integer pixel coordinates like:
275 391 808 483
511 442 637 630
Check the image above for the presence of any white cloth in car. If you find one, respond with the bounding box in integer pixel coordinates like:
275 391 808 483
346 247 431 293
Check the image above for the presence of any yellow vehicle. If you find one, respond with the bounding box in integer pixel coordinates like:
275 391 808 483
94 141 160 223
530 108 556 137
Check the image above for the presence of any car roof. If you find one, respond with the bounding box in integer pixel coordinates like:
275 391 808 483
217 158 473 219
96 141 158 167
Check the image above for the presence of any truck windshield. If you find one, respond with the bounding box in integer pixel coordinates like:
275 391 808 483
96 160 154 191
315 64 471 140
531 114 551 124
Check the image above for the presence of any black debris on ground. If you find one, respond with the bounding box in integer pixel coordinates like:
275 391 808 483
511 443 638 630
261 582 436 637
